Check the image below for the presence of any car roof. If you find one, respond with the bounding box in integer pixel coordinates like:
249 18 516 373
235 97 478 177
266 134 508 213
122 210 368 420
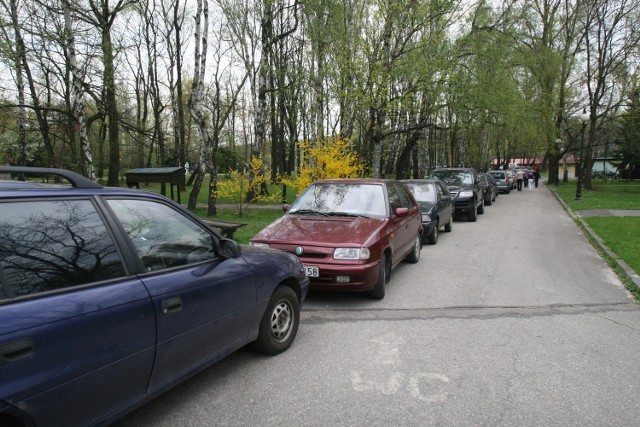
430 167 475 172
313 178 399 185
401 179 439 184
0 166 102 189
0 166 167 201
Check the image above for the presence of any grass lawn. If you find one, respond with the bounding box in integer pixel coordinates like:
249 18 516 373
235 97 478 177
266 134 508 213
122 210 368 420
550 179 640 210
189 207 283 244
584 217 640 275
548 178 640 290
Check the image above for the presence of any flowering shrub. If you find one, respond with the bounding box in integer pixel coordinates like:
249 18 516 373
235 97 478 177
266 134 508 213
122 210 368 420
215 157 279 216
282 136 364 196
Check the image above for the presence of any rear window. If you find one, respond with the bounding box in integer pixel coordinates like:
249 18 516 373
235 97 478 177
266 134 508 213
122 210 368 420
488 171 505 179
0 200 126 300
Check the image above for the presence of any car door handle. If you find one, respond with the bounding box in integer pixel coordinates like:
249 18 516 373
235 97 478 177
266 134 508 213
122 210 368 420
161 297 183 315
0 338 34 366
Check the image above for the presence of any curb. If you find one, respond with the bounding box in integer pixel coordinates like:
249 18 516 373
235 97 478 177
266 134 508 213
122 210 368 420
547 185 640 294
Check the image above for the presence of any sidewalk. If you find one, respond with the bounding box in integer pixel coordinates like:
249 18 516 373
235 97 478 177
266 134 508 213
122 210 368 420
548 188 640 293
576 209 640 218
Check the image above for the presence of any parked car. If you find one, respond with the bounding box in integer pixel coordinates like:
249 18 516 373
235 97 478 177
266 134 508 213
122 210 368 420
487 170 512 194
250 179 422 299
0 166 310 427
479 173 498 205
402 179 454 245
428 167 484 221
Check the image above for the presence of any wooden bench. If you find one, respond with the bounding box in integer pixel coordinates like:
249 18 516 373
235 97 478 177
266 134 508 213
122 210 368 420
201 219 248 239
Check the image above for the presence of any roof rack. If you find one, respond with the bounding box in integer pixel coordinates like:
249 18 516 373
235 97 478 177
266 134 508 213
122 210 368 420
0 166 103 189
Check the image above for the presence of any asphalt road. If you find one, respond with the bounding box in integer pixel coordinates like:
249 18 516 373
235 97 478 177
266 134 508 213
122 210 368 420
114 182 640 427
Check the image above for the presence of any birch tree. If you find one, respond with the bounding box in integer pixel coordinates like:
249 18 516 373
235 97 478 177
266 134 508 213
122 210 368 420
63 0 95 179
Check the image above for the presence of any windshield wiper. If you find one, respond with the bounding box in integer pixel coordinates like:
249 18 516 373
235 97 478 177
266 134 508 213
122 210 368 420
326 211 368 218
290 209 328 216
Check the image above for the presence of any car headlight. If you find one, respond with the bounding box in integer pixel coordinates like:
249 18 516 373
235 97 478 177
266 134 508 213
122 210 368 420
422 214 432 222
458 190 474 198
250 241 270 248
333 247 370 260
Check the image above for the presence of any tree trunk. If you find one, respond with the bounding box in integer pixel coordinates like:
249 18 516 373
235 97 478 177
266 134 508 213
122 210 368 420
63 0 94 179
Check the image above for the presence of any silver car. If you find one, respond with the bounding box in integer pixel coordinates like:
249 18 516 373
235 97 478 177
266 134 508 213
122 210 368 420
487 170 512 193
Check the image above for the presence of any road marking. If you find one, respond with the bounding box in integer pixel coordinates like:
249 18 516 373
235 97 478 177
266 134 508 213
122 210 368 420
350 333 451 402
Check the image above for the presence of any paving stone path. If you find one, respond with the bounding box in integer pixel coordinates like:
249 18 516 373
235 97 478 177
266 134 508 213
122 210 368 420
576 209 640 218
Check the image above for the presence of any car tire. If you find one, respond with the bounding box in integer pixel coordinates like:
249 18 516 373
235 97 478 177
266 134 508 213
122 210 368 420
478 198 485 214
468 203 478 222
252 286 300 355
370 254 388 299
444 218 453 232
506 188 511 194
407 234 422 261
426 223 438 245
485 195 492 206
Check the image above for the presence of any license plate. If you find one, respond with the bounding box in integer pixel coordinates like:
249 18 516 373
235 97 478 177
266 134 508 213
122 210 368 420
305 266 319 277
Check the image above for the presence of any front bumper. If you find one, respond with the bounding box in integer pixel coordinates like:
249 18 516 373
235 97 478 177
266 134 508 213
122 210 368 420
454 197 475 214
302 260 381 292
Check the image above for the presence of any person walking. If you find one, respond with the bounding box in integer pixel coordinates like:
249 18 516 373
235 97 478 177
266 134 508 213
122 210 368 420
528 170 535 191
516 169 524 191
534 169 540 188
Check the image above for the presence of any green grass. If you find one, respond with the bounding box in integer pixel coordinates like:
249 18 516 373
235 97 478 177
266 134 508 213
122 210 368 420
129 176 298 206
548 179 640 296
189 207 284 244
584 217 640 275
550 179 640 211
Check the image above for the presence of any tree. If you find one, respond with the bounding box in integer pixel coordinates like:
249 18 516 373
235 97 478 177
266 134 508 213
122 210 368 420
582 0 640 189
75 0 137 186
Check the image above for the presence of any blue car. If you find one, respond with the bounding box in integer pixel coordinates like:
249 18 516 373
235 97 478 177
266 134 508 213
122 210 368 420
402 179 454 244
0 167 309 427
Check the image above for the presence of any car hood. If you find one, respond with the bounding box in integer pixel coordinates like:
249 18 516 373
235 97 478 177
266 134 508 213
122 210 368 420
253 215 386 246
446 184 473 193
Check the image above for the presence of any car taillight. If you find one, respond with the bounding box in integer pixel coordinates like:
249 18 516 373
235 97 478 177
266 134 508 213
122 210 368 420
506 176 509 183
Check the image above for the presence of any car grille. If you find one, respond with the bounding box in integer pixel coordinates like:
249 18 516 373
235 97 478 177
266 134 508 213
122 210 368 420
293 252 326 259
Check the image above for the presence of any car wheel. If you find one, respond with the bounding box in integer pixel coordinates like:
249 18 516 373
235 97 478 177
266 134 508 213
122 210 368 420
468 203 478 222
485 195 492 206
426 223 438 245
407 234 422 261
370 254 388 299
478 198 485 214
444 217 453 232
252 286 300 355
506 188 511 194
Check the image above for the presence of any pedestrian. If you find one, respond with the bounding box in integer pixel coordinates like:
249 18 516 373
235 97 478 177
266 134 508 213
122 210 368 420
528 170 535 190
534 169 540 188
516 169 524 191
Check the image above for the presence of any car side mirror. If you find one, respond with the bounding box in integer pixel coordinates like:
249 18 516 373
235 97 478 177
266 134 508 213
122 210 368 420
282 204 291 212
219 238 242 258
395 207 409 217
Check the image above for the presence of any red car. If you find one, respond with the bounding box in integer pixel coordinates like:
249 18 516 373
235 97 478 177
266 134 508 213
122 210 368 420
250 179 423 299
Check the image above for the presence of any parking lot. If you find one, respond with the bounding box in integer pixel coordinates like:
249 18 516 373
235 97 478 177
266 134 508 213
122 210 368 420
115 183 640 426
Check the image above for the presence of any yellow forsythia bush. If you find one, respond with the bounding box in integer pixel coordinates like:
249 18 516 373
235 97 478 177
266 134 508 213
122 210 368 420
283 136 364 196
215 157 279 216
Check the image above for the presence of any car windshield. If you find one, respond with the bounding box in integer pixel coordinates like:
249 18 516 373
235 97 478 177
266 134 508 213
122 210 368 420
488 171 504 178
405 183 436 203
289 183 387 218
430 170 473 185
